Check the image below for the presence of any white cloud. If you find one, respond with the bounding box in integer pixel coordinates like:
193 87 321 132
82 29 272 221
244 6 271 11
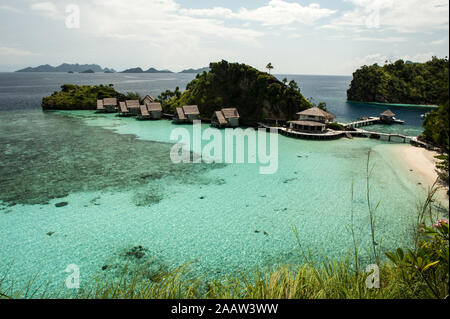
327 0 448 33
0 4 21 13
353 36 406 43
82 0 263 45
429 37 448 45
180 7 233 18
0 46 37 56
181 0 336 26
30 1 63 20
234 0 336 26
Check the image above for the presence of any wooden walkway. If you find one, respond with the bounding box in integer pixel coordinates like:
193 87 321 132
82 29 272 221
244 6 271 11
340 117 380 128
258 123 415 144
350 129 415 143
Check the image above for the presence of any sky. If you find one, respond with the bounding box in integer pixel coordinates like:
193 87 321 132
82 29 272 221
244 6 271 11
0 0 448 74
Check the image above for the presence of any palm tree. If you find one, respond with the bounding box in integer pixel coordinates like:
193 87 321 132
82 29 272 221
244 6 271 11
266 63 274 74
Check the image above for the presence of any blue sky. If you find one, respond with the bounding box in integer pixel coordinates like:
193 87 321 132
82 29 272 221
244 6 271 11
0 0 448 74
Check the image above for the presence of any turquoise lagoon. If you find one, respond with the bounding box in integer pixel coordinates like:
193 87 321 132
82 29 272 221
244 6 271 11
0 109 435 295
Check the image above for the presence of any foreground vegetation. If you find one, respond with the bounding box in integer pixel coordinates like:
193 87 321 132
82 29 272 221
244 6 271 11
347 57 449 105
156 60 313 125
421 100 449 189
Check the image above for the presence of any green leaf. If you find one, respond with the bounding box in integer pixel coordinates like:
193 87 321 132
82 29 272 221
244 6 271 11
396 248 404 260
423 261 440 272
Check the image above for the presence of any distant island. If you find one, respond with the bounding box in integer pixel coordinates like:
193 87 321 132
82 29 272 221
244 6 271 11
121 67 173 73
179 67 210 74
347 57 449 105
16 63 214 74
16 63 116 73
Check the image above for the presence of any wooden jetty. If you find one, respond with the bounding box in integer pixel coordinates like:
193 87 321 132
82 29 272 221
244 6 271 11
340 117 381 129
258 123 415 143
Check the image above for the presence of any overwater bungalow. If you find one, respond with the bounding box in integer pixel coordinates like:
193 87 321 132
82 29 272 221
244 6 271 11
183 105 200 122
96 99 104 112
146 103 162 119
173 105 200 123
288 107 336 133
125 100 140 115
118 101 132 117
211 108 240 128
380 109 396 123
103 98 118 113
173 107 187 123
142 94 155 105
137 105 151 120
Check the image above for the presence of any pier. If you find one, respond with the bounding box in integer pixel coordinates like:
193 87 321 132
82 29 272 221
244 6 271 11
340 117 381 129
258 123 415 143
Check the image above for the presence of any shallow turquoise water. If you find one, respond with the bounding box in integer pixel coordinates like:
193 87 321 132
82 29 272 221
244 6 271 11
0 110 435 296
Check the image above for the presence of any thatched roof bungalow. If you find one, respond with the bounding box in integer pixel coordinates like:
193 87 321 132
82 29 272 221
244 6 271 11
142 94 155 105
146 103 162 119
380 109 395 123
125 100 140 115
174 105 200 123
296 107 335 124
103 97 117 113
288 107 336 134
289 120 327 133
118 101 133 117
97 99 104 112
211 108 240 128
137 105 151 120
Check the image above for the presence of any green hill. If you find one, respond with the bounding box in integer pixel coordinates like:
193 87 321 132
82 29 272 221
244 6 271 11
42 84 119 110
347 57 449 105
159 60 312 125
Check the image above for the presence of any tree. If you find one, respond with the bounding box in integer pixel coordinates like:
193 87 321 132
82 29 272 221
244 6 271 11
266 63 274 74
317 102 327 111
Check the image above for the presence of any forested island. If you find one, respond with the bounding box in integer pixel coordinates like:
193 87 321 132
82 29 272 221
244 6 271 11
42 61 313 125
347 57 449 105
157 60 312 125
42 84 119 110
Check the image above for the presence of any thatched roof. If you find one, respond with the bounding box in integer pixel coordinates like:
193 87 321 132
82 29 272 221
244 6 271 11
297 107 335 120
126 100 140 108
289 120 326 127
182 105 199 115
176 107 186 120
143 94 155 103
140 105 149 116
221 108 240 119
97 100 104 110
103 98 117 106
147 103 162 112
380 109 395 117
214 111 227 125
119 101 128 113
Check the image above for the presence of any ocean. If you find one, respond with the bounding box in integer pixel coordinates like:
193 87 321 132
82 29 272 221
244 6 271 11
0 72 439 296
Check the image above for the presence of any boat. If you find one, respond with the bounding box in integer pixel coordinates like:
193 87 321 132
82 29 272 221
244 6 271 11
392 117 405 124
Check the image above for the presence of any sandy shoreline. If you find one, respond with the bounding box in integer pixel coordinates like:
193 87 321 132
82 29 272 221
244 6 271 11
376 143 448 209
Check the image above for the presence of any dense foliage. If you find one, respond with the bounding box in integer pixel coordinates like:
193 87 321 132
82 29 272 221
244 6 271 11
422 100 449 183
159 60 312 125
422 101 449 148
42 84 120 110
347 57 449 105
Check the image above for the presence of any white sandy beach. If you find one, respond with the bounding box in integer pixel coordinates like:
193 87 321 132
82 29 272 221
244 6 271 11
377 143 449 209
